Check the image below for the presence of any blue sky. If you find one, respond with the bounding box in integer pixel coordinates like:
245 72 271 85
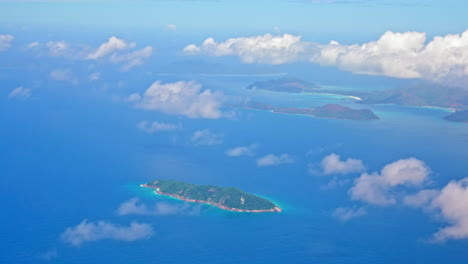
1 0 468 39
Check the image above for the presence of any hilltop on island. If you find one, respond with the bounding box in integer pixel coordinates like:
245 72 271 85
444 110 468 123
238 101 379 120
141 180 282 213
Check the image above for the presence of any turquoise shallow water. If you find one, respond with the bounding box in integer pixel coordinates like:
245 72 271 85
2 74 468 264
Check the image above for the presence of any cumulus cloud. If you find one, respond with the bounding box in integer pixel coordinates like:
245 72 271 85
349 158 431 206
137 120 182 133
257 153 294 167
225 144 257 157
117 198 200 216
332 206 367 221
430 179 468 242
190 129 223 146
109 46 153 71
183 34 313 64
87 36 135 60
184 30 468 84
60 220 154 246
8 87 32 99
320 153 366 175
0 34 14 51
133 81 223 119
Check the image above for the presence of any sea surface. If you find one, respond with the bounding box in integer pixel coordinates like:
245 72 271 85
2 74 468 264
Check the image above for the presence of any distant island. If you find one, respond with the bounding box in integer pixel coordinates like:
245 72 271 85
246 78 468 110
444 110 468 123
239 101 379 120
357 84 468 109
247 77 321 93
141 180 282 213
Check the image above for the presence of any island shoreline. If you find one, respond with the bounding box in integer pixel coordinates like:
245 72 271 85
141 184 282 213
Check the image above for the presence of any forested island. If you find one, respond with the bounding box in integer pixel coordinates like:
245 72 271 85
239 102 379 120
142 180 282 213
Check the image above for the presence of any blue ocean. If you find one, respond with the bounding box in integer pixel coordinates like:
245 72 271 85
2 68 468 264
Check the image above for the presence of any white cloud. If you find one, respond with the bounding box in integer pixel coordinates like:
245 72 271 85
8 87 32 99
137 120 182 133
88 72 100 81
133 81 223 119
190 129 223 146
225 144 257 157
40 249 58 261
349 158 431 206
49 68 78 84
315 30 468 83
109 46 153 71
183 30 468 84
430 179 468 242
320 153 366 175
332 206 367 221
0 34 14 51
164 24 177 31
117 198 200 216
183 34 312 64
60 219 154 246
257 153 294 167
87 36 135 60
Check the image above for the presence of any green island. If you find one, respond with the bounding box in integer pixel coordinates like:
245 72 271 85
141 180 282 213
238 101 379 121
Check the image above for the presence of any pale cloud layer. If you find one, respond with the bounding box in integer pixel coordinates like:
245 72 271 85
137 121 183 133
320 153 366 175
183 34 312 64
132 81 223 119
190 129 223 146
117 198 200 216
0 34 14 51
184 30 468 84
225 144 257 157
8 87 32 99
60 219 154 246
257 153 294 167
332 206 367 221
349 158 430 206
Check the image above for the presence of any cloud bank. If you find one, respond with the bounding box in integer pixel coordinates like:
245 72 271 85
132 81 223 119
184 30 468 84
60 219 154 246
